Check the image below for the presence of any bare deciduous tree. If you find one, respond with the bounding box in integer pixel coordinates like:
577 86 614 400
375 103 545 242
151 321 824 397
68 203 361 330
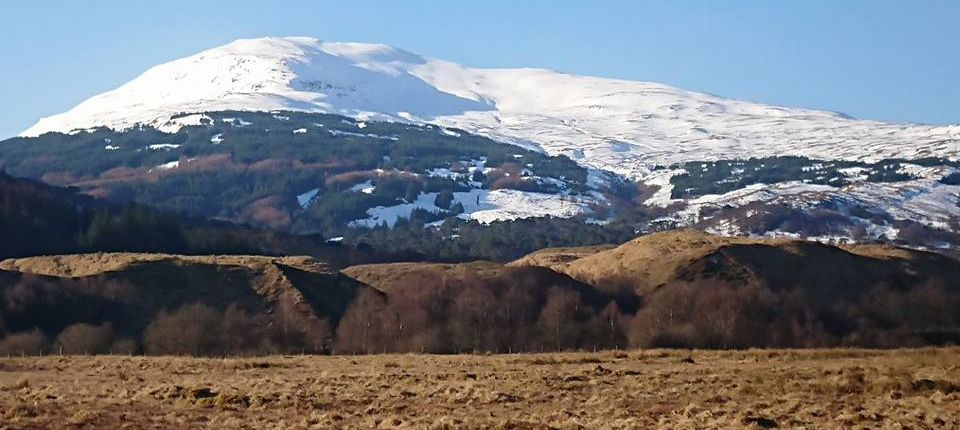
0 328 48 356
56 322 113 355
143 303 222 356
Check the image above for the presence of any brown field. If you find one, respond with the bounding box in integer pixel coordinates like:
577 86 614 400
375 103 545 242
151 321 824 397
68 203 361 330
1 349 958 429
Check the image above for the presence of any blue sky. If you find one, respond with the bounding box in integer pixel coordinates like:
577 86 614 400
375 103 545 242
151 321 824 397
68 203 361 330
2 1 958 138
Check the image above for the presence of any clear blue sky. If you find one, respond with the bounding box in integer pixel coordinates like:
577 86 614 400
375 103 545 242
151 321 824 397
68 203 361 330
3 0 958 138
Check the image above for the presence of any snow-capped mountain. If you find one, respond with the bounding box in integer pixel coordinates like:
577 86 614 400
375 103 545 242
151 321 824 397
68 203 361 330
23 37 959 179
9 37 960 251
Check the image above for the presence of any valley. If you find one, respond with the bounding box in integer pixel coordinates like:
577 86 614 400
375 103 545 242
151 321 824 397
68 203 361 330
2 7 959 430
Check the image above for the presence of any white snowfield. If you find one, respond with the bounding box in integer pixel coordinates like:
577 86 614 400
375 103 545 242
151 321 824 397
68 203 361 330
347 189 597 229
664 174 960 235
21 37 959 180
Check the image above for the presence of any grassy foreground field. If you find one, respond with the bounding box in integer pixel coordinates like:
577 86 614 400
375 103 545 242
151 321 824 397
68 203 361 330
1 349 958 429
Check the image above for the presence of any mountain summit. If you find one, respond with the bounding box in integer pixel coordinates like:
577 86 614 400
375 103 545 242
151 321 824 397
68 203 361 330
23 37 958 178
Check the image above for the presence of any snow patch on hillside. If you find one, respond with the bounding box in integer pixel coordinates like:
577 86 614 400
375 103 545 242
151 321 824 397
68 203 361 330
348 189 595 228
297 188 320 208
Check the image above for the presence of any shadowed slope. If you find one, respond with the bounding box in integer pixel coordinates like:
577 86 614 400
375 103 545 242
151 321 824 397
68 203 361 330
0 253 367 342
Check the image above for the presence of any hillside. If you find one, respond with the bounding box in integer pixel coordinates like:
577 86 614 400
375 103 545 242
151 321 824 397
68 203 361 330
3 37 957 250
514 229 960 295
0 171 403 265
343 260 623 310
0 112 608 242
0 253 366 355
508 244 617 272
512 230 960 347
2 231 959 354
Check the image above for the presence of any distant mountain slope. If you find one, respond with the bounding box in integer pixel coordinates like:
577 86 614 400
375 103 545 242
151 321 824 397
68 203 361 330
20 37 959 178
0 171 377 265
1 112 616 252
7 37 959 250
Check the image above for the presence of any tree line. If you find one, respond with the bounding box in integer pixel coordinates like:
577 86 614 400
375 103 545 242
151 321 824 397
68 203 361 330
3 264 959 356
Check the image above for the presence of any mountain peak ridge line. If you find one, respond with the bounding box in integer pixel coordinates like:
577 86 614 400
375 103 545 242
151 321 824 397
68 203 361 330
21 36 960 179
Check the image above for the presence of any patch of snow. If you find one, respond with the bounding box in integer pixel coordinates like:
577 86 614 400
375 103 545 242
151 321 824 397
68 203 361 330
423 219 447 229
104 145 120 151
147 143 181 150
349 192 443 228
643 168 685 207
426 168 459 179
159 114 211 133
347 180 375 194
328 129 400 141
705 219 742 237
221 117 252 127
293 128 307 134
839 167 869 180
896 163 941 179
156 160 180 170
349 188 597 228
210 133 224 144
297 188 320 208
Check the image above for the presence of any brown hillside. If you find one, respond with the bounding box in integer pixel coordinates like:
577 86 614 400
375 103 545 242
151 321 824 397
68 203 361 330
509 230 960 347
0 253 366 343
514 229 960 296
507 244 615 272
342 260 623 310
343 261 504 292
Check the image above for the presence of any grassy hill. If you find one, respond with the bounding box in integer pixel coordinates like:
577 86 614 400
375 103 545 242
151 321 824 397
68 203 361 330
512 230 960 348
0 253 367 355
3 230 958 355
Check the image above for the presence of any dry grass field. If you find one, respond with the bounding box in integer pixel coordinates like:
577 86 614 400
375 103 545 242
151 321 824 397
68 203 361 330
1 349 958 429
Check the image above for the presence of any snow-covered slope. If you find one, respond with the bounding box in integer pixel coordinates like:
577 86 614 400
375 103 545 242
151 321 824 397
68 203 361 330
22 37 959 179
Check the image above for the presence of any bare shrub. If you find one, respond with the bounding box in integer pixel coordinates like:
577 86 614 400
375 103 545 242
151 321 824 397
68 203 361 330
110 338 138 355
56 322 113 355
537 287 588 351
334 289 389 354
0 329 48 356
143 303 222 356
303 319 334 354
450 283 499 353
220 304 271 356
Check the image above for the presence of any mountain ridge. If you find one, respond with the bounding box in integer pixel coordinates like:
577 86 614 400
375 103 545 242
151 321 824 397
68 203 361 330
21 37 959 179
7 37 960 251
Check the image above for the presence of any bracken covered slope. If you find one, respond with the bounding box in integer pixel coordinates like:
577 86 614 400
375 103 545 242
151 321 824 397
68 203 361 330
0 253 366 340
514 229 960 296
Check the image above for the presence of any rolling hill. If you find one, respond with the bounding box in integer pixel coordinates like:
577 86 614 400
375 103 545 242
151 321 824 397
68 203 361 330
512 229 960 347
0 253 367 355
